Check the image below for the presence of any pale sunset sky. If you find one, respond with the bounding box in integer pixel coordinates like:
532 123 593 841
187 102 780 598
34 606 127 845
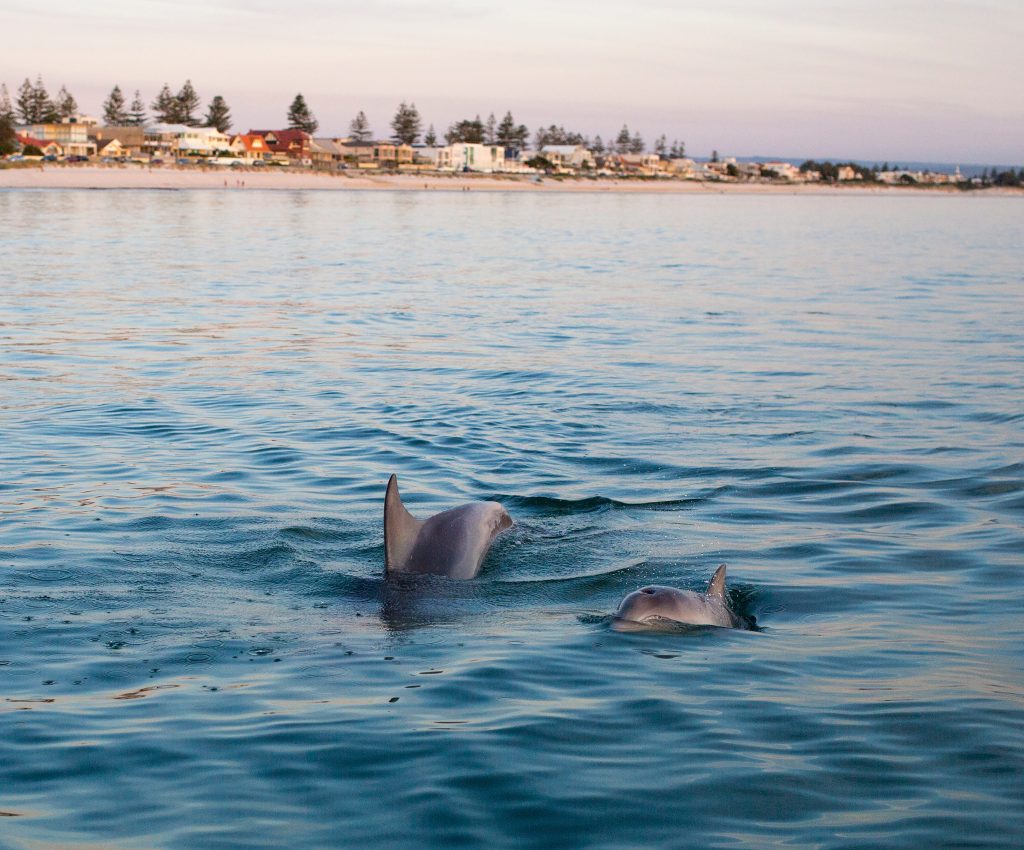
3 0 1022 163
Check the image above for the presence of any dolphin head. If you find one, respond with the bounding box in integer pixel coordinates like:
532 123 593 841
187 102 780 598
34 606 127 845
612 565 743 631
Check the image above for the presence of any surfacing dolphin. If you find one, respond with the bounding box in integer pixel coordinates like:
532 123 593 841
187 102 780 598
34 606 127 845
384 474 513 579
612 564 745 631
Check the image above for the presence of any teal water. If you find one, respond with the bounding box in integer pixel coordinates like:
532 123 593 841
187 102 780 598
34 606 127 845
1 189 1022 849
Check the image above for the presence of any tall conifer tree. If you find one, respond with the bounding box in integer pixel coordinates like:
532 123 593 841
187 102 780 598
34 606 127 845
390 101 421 145
16 78 34 123
151 84 177 123
286 94 317 134
102 85 128 125
32 76 57 123
0 83 15 122
349 111 371 141
56 85 77 120
205 95 233 132
176 80 201 126
127 90 147 126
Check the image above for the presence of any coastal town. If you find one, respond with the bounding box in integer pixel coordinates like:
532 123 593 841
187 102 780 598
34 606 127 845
3 78 1019 188
5 117 989 187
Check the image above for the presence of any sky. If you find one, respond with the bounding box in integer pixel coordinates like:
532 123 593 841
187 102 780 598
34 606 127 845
3 0 1022 163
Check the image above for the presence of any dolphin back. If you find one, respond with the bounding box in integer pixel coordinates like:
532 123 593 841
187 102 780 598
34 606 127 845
384 475 513 579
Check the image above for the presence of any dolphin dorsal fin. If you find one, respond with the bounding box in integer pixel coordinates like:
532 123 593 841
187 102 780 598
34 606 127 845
384 474 423 571
706 564 727 600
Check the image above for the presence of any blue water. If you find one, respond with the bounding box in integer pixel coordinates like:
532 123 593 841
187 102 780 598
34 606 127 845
1 189 1022 849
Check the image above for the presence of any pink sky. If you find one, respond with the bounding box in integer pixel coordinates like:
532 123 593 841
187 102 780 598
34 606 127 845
3 0 1022 163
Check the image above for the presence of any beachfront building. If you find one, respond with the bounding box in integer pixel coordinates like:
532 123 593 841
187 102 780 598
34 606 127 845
611 153 662 175
147 124 231 157
17 122 96 157
310 138 346 168
759 161 802 181
336 139 375 166
877 169 958 185
665 157 698 178
15 134 64 157
95 138 127 159
539 144 596 172
247 129 312 164
91 126 146 158
447 143 506 173
415 146 453 171
230 134 271 163
332 139 415 168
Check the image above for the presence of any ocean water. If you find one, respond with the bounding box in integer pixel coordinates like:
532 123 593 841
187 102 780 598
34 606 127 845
1 188 1022 849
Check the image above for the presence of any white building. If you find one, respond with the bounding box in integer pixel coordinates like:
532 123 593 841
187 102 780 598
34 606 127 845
148 124 231 155
448 143 506 173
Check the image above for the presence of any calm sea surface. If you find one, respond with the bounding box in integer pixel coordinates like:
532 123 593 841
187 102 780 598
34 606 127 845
1 189 1022 849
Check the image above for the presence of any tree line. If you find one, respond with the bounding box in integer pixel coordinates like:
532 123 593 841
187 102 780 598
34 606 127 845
2 76 691 157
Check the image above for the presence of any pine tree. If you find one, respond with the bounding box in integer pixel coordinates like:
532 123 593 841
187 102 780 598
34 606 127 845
56 85 78 120
205 95 232 133
446 117 485 144
17 75 58 124
16 78 33 123
284 93 317 134
629 131 644 154
177 80 201 126
0 85 16 156
592 135 604 155
654 134 667 157
349 110 371 142
152 84 177 124
615 124 631 154
390 101 421 145
424 124 437 146
0 113 16 156
485 112 496 144
103 85 128 125
0 83 14 123
496 112 530 149
33 76 57 123
128 90 147 126
496 111 516 146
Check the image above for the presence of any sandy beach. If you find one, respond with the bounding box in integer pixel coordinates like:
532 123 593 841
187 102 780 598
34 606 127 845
3 163 1014 194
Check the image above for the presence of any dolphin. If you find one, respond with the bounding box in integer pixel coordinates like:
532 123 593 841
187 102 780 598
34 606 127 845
384 474 513 579
611 565 744 631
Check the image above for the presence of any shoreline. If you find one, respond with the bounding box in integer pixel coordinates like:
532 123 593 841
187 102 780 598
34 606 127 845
1 164 1020 195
